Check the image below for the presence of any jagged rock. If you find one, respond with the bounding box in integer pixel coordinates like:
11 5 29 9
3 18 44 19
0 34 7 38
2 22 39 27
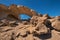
1 19 9 26
0 4 60 40
13 28 27 38
37 17 47 24
52 20 60 31
26 25 36 33
9 21 18 27
49 18 56 23
37 14 43 17
0 31 13 40
43 14 49 17
30 16 38 25
35 22 50 34
49 16 60 23
0 19 18 27
55 16 60 20
43 14 51 19
30 16 47 25
0 27 12 32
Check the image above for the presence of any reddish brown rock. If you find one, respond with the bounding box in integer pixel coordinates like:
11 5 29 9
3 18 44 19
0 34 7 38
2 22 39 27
0 4 38 21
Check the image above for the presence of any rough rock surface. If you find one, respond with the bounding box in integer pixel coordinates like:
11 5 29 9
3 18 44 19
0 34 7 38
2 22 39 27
0 4 38 20
0 4 60 40
52 20 60 31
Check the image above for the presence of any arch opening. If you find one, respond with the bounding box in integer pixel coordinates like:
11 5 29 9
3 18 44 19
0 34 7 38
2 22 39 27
19 14 31 21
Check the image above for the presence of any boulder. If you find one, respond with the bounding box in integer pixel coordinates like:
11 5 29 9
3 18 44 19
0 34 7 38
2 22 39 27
35 22 50 34
52 20 60 31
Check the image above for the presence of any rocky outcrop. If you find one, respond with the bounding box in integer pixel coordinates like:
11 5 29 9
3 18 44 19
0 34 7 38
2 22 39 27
0 4 60 40
52 20 60 31
0 4 38 20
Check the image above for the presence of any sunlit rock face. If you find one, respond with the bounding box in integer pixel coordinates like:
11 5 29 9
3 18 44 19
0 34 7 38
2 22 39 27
0 4 38 21
0 4 60 40
8 4 38 20
52 20 60 31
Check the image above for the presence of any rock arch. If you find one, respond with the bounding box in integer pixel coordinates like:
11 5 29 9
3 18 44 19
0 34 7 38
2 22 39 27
0 4 38 20
0 4 10 19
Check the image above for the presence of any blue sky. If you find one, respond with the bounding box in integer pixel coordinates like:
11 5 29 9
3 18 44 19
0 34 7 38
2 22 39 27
0 0 60 19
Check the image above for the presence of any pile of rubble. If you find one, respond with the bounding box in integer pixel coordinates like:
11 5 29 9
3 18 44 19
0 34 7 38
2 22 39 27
0 14 60 40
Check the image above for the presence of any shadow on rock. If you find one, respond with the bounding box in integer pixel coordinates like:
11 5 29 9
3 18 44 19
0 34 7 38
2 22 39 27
10 23 18 27
33 32 52 39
